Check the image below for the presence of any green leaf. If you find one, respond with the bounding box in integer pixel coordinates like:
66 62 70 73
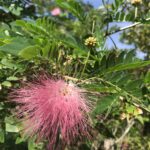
0 129 4 143
16 136 26 144
6 76 19 81
126 105 135 114
2 81 12 87
0 102 4 110
124 79 143 91
0 37 33 55
5 123 19 133
112 0 124 11
0 40 5 46
12 7 23 16
16 18 56 38
105 60 150 73
144 71 150 83
41 41 57 58
92 95 118 115
124 50 135 63
1 58 19 69
19 45 40 59
56 0 85 21
5 116 15 124
115 0 119 8
136 116 144 125
107 52 116 68
100 55 107 71
28 139 35 150
116 51 126 64
61 36 87 55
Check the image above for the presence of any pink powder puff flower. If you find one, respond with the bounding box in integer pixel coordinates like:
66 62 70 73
51 7 61 16
10 76 91 149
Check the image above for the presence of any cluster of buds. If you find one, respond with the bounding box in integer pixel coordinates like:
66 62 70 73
120 113 126 120
85 37 97 47
130 0 142 5
52 62 57 70
63 55 73 66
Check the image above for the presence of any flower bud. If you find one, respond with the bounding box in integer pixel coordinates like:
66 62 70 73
85 37 97 47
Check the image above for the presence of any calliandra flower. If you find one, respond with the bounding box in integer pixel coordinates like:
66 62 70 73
51 7 61 16
10 76 91 149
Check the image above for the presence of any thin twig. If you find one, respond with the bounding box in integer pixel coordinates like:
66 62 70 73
105 18 150 36
80 51 90 78
108 36 118 49
115 119 135 144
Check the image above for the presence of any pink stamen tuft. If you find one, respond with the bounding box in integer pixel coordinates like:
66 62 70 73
10 77 91 148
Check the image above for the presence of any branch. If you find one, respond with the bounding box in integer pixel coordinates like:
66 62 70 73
64 76 150 113
105 18 150 36
103 119 134 150
115 119 135 144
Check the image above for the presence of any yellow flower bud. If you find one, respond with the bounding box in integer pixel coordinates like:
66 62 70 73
131 0 142 5
120 113 126 120
85 37 97 47
136 107 143 115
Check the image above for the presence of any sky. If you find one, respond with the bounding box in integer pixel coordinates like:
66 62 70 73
84 0 114 8
83 0 146 58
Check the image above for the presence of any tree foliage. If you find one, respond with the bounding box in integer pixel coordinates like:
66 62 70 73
0 0 150 149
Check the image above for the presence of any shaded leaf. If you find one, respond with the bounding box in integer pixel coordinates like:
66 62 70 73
0 129 4 143
0 37 33 55
92 95 118 115
19 45 40 59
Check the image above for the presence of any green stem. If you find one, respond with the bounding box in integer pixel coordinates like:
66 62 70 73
135 7 138 18
92 20 95 35
80 51 90 78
